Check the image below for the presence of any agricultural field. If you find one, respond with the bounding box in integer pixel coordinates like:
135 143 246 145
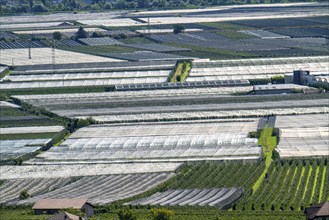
1 163 181 178
100 51 193 62
125 188 243 208
32 119 261 163
0 139 52 161
0 41 47 50
12 90 329 123
0 22 64 30
1 60 174 91
275 114 329 158
0 3 329 220
78 37 123 46
123 43 191 53
0 48 124 66
12 27 107 35
0 100 66 163
1 173 175 206
237 159 329 211
188 56 329 82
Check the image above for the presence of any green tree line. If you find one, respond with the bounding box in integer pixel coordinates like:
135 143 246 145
1 0 324 14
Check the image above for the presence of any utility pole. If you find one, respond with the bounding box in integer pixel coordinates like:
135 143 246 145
52 40 56 73
51 40 59 85
148 17 150 35
28 47 31 59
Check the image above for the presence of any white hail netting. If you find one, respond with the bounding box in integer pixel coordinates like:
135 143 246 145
276 114 329 158
11 173 175 206
13 27 106 35
0 126 64 134
1 78 168 89
6 70 170 82
12 87 252 104
0 139 52 161
90 107 329 123
36 120 260 161
125 188 242 207
0 177 71 205
188 62 328 81
0 163 182 179
70 120 258 138
138 12 328 25
0 48 124 66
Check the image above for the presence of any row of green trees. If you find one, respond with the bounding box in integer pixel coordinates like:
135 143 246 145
237 159 329 211
161 161 265 192
2 0 326 14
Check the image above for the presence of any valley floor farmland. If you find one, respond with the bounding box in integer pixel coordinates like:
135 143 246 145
0 3 329 220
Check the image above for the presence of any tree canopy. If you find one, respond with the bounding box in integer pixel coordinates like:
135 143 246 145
3 0 326 14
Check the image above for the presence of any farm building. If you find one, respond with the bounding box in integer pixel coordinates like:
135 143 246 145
47 211 81 220
32 198 94 217
285 70 329 87
252 84 316 95
305 201 329 220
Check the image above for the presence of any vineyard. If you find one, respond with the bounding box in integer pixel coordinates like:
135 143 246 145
237 159 329 211
161 161 265 190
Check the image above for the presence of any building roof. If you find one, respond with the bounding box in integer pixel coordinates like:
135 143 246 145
253 83 312 91
33 198 88 210
47 211 80 220
306 201 329 219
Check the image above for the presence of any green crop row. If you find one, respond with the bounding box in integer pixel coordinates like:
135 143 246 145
162 161 263 191
238 159 329 211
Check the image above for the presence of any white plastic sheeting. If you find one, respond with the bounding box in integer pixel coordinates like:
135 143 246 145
0 101 20 108
1 77 167 89
276 114 329 158
0 139 51 161
0 163 182 179
13 87 252 106
275 113 329 128
90 107 329 123
78 18 144 27
188 62 329 81
125 188 242 208
0 178 71 205
51 99 329 118
37 120 261 162
13 27 106 35
6 70 171 82
0 126 64 134
16 173 175 206
0 48 124 66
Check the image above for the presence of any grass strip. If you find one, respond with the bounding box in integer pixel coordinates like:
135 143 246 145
0 132 59 140
169 61 191 83
310 166 320 203
319 165 326 202
252 128 277 193
301 166 313 201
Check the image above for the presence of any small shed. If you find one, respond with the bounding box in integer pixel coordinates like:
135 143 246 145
305 201 329 220
33 198 94 218
47 211 81 220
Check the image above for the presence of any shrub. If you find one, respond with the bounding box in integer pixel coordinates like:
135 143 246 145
271 75 284 84
118 208 137 220
150 208 174 220
76 27 89 39
173 24 185 34
91 31 105 38
32 4 49 12
19 190 30 200
53 31 62 40
119 33 128 39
